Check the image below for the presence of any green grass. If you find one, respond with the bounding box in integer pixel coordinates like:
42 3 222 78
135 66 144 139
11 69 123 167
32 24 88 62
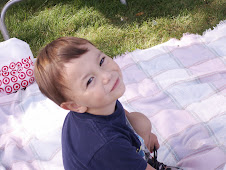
0 0 225 57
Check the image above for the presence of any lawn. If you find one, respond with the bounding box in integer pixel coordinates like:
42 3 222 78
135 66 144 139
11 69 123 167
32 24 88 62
0 0 225 57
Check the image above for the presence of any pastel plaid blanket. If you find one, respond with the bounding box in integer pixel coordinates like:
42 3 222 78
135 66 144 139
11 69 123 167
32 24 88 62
0 20 225 170
115 20 226 170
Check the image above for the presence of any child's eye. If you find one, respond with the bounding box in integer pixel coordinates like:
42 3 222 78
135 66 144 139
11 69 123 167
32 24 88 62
99 57 105 66
87 77 94 87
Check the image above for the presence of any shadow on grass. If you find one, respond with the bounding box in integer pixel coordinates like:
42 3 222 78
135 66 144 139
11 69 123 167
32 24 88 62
1 0 220 25
0 0 225 55
1 0 225 27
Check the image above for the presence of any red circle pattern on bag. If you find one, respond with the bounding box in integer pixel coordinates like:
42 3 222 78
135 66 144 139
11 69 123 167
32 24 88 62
0 56 35 95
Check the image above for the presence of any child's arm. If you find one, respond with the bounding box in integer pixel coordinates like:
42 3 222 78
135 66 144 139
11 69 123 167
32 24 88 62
146 164 156 170
124 109 160 152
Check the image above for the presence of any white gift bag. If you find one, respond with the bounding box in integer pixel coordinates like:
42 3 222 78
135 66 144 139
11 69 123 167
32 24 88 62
0 38 35 96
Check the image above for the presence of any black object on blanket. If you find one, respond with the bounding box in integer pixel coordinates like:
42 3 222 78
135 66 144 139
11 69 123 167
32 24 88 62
147 146 183 170
126 116 182 170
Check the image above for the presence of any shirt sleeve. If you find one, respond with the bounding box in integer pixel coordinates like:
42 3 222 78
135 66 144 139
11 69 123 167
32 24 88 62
88 137 147 170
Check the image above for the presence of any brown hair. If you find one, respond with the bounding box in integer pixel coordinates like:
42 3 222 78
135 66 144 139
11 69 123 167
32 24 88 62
34 37 92 106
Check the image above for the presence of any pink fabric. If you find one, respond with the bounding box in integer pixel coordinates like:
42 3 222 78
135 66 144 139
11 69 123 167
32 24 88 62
115 20 226 170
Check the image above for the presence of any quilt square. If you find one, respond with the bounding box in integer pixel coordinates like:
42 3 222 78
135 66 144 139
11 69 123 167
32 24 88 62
207 37 226 57
124 78 160 100
199 72 225 84
131 46 167 62
219 88 226 94
114 53 135 69
199 73 226 92
167 123 217 161
153 69 190 89
176 147 226 170
187 94 226 122
166 81 214 108
139 54 181 76
156 144 179 165
171 44 216 68
189 58 226 76
206 114 226 146
121 64 147 85
151 109 197 139
127 92 179 117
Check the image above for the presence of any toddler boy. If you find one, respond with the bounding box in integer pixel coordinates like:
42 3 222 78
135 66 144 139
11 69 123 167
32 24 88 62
34 37 163 170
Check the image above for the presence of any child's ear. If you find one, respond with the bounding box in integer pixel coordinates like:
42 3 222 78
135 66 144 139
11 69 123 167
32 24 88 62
60 102 87 113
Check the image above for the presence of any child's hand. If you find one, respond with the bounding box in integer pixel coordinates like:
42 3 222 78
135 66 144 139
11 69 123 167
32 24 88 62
146 132 160 153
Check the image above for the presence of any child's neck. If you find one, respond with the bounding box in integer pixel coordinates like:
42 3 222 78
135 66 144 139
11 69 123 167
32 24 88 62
86 100 117 116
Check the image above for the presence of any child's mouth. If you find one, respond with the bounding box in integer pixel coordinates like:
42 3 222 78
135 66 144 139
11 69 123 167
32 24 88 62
111 78 119 92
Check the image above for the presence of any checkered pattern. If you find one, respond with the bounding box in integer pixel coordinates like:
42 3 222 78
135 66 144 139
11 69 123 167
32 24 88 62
115 21 226 170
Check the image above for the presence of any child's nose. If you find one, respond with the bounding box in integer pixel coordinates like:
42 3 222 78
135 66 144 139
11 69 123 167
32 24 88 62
102 71 112 84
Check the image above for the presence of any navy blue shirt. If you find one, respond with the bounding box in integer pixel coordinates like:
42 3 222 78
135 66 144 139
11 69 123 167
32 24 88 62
61 100 147 170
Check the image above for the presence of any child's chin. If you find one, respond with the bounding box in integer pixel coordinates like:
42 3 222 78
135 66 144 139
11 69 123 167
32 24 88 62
116 87 126 99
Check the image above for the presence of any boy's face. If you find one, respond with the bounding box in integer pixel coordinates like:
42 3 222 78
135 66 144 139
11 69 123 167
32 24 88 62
61 43 125 115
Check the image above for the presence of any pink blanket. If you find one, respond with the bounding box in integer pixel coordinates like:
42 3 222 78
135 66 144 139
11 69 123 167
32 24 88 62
115 20 226 170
